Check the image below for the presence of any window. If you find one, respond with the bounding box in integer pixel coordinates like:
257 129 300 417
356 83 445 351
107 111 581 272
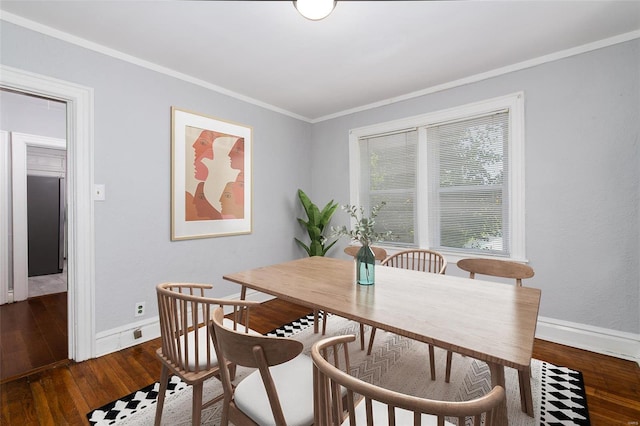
349 92 525 260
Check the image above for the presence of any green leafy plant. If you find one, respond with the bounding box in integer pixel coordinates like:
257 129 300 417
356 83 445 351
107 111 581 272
332 202 392 246
295 189 339 256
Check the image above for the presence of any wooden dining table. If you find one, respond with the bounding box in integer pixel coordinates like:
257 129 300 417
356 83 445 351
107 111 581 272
224 256 541 426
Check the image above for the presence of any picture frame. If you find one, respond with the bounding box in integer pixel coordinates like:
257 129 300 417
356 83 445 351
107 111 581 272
171 107 252 240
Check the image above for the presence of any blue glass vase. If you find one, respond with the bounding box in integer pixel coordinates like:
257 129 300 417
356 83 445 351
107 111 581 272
356 245 375 285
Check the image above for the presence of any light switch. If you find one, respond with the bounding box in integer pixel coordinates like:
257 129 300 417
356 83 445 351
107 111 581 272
94 184 106 201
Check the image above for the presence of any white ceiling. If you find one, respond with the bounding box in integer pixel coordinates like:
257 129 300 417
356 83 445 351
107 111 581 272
2 1 639 121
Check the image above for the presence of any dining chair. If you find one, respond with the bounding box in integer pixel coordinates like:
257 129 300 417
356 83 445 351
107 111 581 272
456 257 534 286
366 249 447 381
449 257 535 416
210 306 316 426
343 245 388 261
314 245 388 350
312 334 506 426
154 283 258 426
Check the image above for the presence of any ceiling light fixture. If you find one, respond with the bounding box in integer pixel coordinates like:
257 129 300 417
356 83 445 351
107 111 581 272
293 0 336 21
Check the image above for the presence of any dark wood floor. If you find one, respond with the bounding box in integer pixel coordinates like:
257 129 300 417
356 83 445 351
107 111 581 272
1 297 638 425
0 292 68 383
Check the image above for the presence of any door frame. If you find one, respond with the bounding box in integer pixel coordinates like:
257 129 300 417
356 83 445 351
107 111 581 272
11 133 66 302
1 65 96 361
0 131 9 305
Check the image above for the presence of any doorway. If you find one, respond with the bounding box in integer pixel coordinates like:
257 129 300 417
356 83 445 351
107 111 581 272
1 65 95 363
0 91 69 380
9 129 67 302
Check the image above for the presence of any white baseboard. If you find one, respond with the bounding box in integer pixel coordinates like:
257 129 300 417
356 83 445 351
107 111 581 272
95 316 161 357
94 289 275 357
536 315 640 366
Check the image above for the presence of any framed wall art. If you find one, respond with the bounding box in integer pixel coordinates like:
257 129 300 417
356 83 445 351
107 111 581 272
171 107 252 240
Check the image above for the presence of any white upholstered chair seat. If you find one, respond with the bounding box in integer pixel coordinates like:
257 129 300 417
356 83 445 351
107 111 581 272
342 399 455 426
234 354 315 426
180 319 259 370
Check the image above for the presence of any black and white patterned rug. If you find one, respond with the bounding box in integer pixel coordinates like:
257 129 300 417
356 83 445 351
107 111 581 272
87 313 590 425
265 312 320 337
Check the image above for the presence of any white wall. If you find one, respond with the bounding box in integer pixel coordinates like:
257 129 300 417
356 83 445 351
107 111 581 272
311 40 640 339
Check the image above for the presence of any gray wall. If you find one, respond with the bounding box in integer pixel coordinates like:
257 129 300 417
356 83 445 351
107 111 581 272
1 22 312 332
311 40 640 334
2 20 639 336
0 91 66 138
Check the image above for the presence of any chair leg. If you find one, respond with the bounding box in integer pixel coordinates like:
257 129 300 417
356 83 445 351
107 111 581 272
428 344 436 381
229 362 237 381
192 382 203 426
220 402 230 426
322 311 328 335
366 327 377 355
518 366 534 417
154 365 169 426
359 323 365 350
445 350 453 383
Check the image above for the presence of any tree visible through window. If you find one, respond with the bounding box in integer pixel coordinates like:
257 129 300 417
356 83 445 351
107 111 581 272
429 112 508 254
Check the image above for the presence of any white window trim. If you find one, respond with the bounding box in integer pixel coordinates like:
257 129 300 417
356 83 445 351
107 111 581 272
349 92 526 262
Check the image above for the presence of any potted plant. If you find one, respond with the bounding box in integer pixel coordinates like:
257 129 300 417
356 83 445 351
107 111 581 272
295 189 339 257
332 202 391 285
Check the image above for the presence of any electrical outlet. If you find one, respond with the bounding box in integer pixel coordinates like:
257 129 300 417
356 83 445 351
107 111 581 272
94 184 106 201
135 302 145 317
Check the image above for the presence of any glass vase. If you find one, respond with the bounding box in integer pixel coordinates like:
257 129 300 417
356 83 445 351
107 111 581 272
356 244 375 285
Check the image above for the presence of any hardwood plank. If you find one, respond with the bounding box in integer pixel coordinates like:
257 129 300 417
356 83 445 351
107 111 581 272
0 293 68 383
1 332 33 378
585 387 640 426
38 295 68 359
36 370 85 425
68 360 110 410
1 379 37 426
88 358 130 407
30 378 56 426
110 349 156 388
56 367 91 420
103 351 150 392
0 300 38 331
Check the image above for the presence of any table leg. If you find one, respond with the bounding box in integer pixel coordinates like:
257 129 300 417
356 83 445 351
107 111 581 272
519 367 534 417
239 285 247 324
488 362 509 426
240 285 247 301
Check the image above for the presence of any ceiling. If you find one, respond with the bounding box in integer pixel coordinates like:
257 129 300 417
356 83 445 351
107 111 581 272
1 1 639 122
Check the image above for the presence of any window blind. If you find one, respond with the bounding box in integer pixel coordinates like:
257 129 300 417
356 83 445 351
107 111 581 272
427 111 509 254
359 130 417 245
